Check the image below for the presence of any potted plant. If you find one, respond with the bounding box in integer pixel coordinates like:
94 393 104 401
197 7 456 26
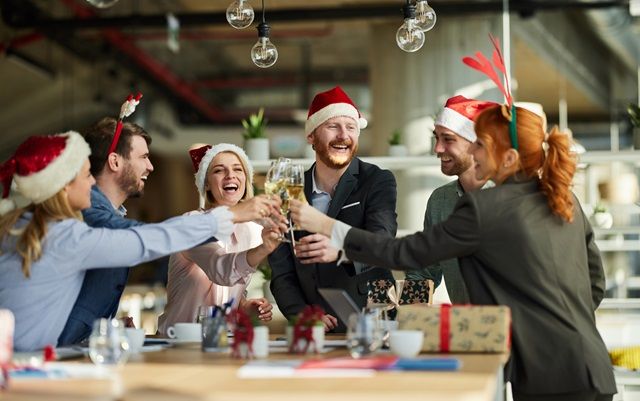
388 129 408 157
242 108 269 160
591 203 613 229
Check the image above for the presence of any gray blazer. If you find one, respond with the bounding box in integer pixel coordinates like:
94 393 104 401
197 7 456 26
342 177 616 395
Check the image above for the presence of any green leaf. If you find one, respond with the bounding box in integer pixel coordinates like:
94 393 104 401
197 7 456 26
388 129 402 145
242 108 268 139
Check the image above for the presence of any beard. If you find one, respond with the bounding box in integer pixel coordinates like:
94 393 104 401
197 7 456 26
117 162 144 199
313 137 358 169
439 152 474 177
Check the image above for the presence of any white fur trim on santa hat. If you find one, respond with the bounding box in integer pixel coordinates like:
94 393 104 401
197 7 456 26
434 108 476 142
0 198 16 215
305 103 368 136
13 131 91 204
194 143 254 209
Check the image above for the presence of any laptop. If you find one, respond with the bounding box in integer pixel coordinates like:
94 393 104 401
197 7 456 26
318 288 361 327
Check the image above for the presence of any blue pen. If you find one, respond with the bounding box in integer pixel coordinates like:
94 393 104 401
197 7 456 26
394 358 462 371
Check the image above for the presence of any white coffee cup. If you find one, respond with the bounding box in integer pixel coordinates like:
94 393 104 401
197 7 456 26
167 323 202 343
252 326 269 359
389 330 423 358
125 328 145 353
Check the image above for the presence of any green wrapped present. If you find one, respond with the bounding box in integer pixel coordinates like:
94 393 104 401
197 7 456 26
367 279 434 308
397 304 511 353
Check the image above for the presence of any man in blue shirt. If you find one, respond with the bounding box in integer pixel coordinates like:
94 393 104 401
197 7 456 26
58 118 154 345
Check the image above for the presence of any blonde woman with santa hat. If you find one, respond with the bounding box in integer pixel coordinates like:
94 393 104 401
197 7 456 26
0 132 281 352
157 143 282 335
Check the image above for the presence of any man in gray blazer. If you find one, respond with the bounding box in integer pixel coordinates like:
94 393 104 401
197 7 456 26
268 86 397 332
407 96 496 303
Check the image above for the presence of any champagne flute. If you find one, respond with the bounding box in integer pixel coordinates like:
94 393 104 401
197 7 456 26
264 157 291 242
285 164 307 240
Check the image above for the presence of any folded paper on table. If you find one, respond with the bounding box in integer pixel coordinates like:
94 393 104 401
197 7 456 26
9 362 115 380
237 360 376 379
367 279 434 308
237 355 461 379
397 304 511 353
298 356 399 370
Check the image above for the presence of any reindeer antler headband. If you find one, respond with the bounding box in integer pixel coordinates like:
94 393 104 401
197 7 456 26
462 34 518 150
107 92 143 155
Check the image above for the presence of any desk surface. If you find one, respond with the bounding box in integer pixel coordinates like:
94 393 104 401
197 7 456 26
5 340 507 401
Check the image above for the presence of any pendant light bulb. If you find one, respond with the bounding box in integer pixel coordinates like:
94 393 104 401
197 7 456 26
226 0 255 30
396 3 425 53
251 22 278 68
415 0 437 32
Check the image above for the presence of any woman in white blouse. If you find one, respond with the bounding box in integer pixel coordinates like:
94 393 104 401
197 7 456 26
157 144 281 334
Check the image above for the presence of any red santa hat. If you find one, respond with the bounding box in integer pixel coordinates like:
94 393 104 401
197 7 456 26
188 143 254 209
435 95 498 142
0 131 91 215
305 86 368 136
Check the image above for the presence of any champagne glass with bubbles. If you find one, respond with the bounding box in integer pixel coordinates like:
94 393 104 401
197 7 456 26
285 164 307 239
264 157 291 242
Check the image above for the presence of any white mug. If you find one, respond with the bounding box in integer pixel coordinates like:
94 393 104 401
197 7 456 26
389 330 423 358
167 323 202 342
125 328 145 353
252 326 269 359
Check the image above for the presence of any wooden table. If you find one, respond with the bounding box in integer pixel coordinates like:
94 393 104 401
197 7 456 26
5 339 507 401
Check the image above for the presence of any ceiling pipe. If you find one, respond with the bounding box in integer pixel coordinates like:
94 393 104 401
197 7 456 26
3 1 629 30
123 27 334 42
0 32 44 54
192 68 368 90
584 8 640 72
55 0 227 123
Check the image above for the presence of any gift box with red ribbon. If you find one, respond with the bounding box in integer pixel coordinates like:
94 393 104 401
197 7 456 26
396 304 511 353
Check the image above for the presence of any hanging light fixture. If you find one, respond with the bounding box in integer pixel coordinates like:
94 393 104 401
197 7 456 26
226 0 255 30
86 0 120 8
250 0 278 68
414 0 437 32
396 0 425 53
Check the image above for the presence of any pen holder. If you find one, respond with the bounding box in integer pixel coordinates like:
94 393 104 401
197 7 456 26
202 315 228 352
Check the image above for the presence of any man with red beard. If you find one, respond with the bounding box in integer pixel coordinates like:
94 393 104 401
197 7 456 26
406 96 496 304
268 86 397 332
58 118 154 345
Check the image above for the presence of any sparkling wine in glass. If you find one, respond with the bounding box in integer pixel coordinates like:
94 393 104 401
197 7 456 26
264 157 292 242
285 164 307 236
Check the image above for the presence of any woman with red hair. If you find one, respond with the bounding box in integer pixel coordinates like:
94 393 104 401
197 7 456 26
290 105 616 401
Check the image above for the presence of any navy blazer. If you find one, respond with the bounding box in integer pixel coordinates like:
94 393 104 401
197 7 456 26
57 186 142 346
268 158 397 331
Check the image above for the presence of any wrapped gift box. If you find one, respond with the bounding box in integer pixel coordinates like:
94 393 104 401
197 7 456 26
397 304 511 353
367 279 434 307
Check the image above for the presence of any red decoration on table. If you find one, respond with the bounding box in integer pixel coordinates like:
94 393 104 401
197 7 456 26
226 308 254 359
43 345 56 362
290 305 325 354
